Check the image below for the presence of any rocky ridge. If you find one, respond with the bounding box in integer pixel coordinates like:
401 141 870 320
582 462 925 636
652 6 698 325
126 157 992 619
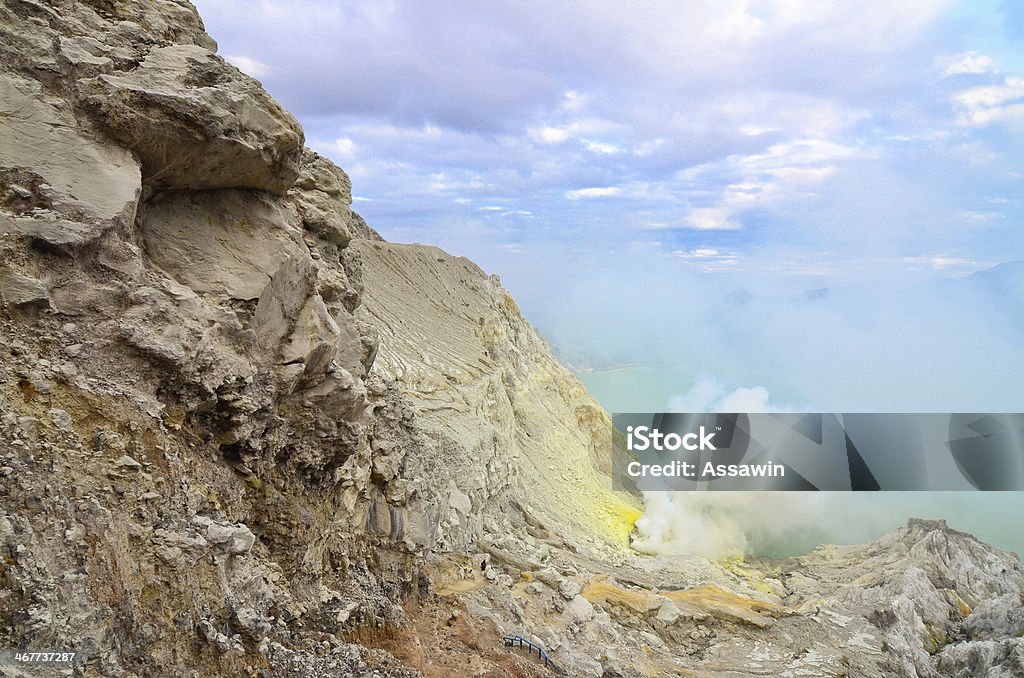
1 1 1022 677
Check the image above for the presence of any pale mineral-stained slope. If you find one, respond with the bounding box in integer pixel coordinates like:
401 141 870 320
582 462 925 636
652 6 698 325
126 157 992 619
0 1 1022 677
354 240 640 552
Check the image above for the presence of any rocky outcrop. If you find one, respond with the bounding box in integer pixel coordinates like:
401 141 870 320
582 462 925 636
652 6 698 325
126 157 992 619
81 43 303 193
0 1 433 675
353 240 638 554
290 148 356 246
0 73 141 247
447 518 1024 677
1 1 1021 677
139 190 307 299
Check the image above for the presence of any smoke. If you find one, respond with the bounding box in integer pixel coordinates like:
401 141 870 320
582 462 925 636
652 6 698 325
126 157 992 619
632 489 1024 560
666 376 810 413
633 380 829 559
518 248 1024 413
631 492 834 559
630 490 997 559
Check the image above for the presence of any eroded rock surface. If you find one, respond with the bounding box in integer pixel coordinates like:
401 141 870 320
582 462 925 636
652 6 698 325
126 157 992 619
353 240 636 554
1 1 445 675
82 43 303 193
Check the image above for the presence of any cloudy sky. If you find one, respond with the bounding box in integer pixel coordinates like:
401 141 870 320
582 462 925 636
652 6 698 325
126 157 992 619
194 0 1023 280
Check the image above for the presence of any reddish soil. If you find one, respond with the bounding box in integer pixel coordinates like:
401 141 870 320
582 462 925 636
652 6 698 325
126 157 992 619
349 597 551 678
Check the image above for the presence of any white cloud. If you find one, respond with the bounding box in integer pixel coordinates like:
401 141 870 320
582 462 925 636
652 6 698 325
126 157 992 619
736 139 869 169
193 0 1022 291
677 139 867 231
682 207 742 230
344 123 446 143
684 92 868 141
941 51 997 77
954 210 1004 224
901 255 984 271
633 138 668 156
530 126 570 144
566 118 620 136
706 7 763 44
953 76 1024 126
561 90 588 112
223 54 271 77
330 137 356 157
669 247 740 270
426 171 486 193
565 186 622 199
739 124 776 136
582 139 620 154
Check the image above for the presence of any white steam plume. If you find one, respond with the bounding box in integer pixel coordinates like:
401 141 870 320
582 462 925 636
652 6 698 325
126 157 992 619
632 379 819 559
631 491 833 559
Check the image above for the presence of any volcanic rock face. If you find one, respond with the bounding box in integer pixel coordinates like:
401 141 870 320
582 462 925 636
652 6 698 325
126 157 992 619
81 43 303 193
1 1 455 675
0 1 1022 677
353 240 634 552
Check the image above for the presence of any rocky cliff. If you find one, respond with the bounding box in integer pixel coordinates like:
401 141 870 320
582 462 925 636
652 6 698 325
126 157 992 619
0 2 1021 677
